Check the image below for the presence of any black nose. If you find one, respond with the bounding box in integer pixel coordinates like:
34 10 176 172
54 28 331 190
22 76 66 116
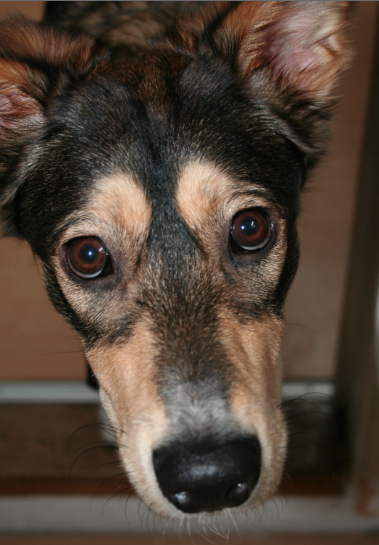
153 436 261 514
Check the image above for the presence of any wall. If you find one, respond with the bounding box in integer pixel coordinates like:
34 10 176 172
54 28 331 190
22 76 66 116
281 1 378 377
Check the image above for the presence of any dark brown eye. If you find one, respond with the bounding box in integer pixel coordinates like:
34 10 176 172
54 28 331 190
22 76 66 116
230 208 271 252
66 237 110 279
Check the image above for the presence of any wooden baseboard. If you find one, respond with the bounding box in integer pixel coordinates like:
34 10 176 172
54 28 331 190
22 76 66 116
0 472 347 496
0 477 131 496
0 403 349 497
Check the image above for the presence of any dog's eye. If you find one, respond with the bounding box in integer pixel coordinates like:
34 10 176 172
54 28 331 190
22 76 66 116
66 237 110 279
230 208 271 252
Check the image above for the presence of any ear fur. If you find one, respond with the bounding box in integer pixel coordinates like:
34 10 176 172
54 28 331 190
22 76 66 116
218 1 352 99
173 1 353 158
0 16 110 236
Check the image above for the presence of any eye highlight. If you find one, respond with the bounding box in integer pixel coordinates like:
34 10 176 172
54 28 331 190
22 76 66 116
230 208 271 252
66 237 111 279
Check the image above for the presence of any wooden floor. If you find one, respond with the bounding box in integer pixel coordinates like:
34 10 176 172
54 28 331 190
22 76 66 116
0 535 378 545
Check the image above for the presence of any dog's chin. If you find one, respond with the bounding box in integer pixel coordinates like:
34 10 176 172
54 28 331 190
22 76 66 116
99 387 287 520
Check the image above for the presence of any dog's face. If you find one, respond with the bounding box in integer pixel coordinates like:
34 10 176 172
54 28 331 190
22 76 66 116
0 2 351 519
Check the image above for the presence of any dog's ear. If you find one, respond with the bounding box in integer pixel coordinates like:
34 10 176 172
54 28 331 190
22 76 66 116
176 1 353 159
0 17 110 236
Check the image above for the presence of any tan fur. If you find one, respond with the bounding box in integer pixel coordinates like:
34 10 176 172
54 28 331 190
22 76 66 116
87 302 287 516
88 305 287 516
90 174 151 248
0 63 35 92
176 161 287 304
176 161 272 260
59 173 151 244
219 311 286 503
176 161 267 227
49 162 290 517
52 173 151 327
86 319 178 518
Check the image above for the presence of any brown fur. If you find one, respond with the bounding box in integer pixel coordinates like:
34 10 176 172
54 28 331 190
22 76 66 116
44 2 212 53
170 1 352 98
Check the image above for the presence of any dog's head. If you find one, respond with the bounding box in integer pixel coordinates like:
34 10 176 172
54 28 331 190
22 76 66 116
0 2 351 519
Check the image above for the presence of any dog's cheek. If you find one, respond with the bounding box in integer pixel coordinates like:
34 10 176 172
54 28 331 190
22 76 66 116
219 312 287 503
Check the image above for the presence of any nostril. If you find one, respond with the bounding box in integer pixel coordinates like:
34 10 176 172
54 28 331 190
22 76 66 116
168 480 255 513
226 480 256 505
153 435 261 514
168 491 192 511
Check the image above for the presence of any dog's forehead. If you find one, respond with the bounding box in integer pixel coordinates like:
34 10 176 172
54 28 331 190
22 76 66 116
18 52 303 263
53 53 302 182
48 66 301 216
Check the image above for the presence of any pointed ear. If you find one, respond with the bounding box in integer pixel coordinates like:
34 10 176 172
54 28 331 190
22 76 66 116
176 1 353 158
0 16 110 131
222 2 352 98
0 17 110 236
223 1 353 156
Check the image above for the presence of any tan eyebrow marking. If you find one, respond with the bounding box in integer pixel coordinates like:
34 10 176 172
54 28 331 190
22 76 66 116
57 173 151 244
175 161 268 232
88 173 151 239
175 161 235 232
175 161 272 261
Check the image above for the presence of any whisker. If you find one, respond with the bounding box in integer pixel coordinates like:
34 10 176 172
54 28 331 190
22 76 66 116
68 443 119 481
278 391 332 410
100 475 133 515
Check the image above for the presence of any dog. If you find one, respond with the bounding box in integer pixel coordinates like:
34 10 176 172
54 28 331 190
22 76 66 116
0 1 352 520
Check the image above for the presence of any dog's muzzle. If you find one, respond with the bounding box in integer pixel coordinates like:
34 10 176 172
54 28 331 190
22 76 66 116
153 435 261 513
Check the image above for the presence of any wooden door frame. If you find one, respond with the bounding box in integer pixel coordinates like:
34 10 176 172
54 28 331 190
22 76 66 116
336 6 379 511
